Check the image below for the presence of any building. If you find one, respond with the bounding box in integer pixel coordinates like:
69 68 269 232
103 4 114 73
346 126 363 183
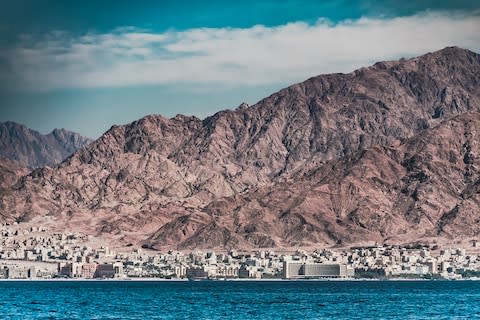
95 264 115 278
283 261 353 279
58 263 73 277
0 267 7 279
186 267 208 279
113 262 124 278
216 265 239 278
81 263 98 279
238 265 261 279
6 266 35 279
174 265 187 278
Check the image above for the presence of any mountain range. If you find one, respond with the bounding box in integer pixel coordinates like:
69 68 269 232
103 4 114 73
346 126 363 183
0 122 92 168
0 46 479 250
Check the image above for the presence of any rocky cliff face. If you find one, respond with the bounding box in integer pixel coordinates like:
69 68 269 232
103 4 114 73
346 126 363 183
147 112 479 249
0 157 28 190
0 157 28 221
1 47 479 249
0 122 92 168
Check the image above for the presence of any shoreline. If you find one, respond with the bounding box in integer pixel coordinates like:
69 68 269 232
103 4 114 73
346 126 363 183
0 278 479 282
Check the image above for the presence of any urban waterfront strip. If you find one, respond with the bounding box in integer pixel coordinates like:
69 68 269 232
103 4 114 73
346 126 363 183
2 224 480 280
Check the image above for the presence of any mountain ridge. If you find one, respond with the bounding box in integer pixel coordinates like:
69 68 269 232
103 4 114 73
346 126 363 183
0 121 93 169
1 46 479 250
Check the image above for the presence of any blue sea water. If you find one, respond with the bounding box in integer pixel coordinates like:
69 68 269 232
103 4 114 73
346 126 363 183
0 280 479 319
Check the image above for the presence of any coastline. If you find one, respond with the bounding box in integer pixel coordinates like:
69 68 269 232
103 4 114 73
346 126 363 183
0 277 478 282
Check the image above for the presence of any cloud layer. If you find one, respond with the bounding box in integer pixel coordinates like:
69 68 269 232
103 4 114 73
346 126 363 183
2 11 480 92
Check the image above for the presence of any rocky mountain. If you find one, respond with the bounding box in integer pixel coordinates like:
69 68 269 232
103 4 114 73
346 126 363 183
0 122 92 168
147 112 480 249
0 157 29 190
0 157 29 221
0 46 479 249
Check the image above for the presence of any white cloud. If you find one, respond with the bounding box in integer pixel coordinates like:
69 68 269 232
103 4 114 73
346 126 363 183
2 11 480 92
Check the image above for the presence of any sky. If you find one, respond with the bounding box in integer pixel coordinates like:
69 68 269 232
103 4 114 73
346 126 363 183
0 1 479 138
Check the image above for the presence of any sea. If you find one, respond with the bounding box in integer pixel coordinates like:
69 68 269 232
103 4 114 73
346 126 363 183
0 280 479 319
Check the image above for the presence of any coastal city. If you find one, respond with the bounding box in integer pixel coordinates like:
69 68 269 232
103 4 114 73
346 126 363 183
1 223 480 280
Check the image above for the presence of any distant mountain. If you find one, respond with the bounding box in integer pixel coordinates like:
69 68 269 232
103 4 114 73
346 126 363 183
0 122 92 168
1 47 479 249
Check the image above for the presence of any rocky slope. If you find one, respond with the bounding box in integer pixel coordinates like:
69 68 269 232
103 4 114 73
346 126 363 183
0 47 479 249
0 157 29 221
0 157 29 190
147 112 480 249
0 122 92 168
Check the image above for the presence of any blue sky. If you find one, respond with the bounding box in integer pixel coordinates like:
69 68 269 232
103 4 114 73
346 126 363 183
0 0 479 138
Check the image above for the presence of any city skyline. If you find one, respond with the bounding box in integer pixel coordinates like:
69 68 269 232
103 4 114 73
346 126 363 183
2 221 479 280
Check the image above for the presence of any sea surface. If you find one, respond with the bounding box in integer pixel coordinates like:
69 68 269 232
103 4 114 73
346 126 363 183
0 280 479 319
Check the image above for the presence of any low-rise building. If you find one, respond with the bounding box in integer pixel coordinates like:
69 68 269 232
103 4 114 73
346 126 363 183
283 261 353 279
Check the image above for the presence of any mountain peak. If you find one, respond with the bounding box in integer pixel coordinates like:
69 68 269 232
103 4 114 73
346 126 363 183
50 128 67 135
236 102 250 110
1 48 480 249
424 45 476 56
0 122 92 168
